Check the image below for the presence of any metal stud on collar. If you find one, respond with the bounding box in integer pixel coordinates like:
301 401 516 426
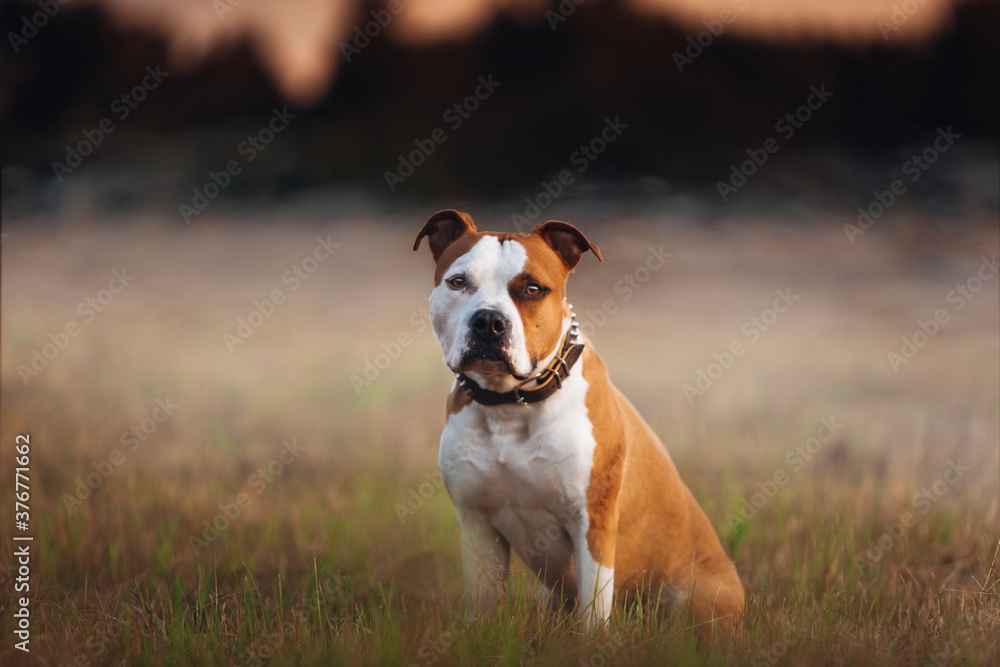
569 303 581 343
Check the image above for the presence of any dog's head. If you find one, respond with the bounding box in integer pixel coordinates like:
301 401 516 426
414 209 602 387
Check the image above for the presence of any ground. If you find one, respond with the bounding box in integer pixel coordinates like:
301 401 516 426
1 211 997 665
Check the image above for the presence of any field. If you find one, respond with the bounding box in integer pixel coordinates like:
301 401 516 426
1 211 998 665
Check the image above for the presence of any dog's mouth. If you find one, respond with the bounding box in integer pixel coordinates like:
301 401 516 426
457 344 528 379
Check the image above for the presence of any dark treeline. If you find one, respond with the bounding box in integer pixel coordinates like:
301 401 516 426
1 0 997 201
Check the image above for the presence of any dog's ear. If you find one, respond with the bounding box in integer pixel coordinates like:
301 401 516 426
532 220 603 270
413 209 478 262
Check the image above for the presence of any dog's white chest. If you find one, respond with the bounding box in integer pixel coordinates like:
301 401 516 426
438 370 597 567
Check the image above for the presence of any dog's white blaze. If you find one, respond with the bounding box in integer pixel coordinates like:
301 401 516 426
428 236 533 380
439 351 608 620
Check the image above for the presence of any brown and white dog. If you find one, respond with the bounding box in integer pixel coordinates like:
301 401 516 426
414 209 744 637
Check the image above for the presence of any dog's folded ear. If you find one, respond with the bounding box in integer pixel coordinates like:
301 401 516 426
533 220 603 270
414 209 478 262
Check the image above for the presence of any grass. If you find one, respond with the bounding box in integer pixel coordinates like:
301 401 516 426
1 218 998 665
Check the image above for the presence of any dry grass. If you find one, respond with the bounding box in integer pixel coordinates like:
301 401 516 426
1 213 997 665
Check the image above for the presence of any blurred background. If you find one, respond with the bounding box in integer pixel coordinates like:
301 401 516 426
1 0 998 214
1 1 998 665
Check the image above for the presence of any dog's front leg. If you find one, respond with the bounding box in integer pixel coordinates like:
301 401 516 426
457 509 510 618
573 521 616 630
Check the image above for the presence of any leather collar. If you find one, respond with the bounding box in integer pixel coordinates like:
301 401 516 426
456 310 583 406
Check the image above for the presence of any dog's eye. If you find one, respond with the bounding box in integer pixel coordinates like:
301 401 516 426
447 276 466 290
525 283 543 296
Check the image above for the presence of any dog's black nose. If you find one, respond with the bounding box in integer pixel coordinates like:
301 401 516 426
470 309 508 342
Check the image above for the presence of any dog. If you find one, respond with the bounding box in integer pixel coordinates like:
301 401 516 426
414 209 744 637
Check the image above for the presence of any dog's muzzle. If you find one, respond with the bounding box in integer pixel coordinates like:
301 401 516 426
459 308 518 372
469 309 508 344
